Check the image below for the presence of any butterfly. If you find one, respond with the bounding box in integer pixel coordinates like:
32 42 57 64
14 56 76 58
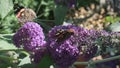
55 29 75 43
14 3 36 24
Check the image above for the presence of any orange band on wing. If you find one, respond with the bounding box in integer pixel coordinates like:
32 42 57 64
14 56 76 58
16 8 25 18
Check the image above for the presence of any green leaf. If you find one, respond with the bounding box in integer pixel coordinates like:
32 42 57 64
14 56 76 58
109 22 120 32
0 55 16 67
19 64 35 68
18 56 31 66
0 63 9 68
0 34 17 50
38 54 54 68
54 5 68 25
0 0 13 19
105 16 113 23
0 39 17 49
0 55 15 62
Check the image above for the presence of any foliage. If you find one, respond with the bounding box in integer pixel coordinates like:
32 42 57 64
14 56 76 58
105 16 120 24
0 0 18 34
76 0 99 8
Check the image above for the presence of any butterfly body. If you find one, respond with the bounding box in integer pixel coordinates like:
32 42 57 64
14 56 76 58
55 29 75 43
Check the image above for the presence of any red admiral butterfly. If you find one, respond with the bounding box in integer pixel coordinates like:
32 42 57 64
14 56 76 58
14 3 36 24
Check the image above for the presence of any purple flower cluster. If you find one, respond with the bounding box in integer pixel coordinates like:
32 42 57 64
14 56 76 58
79 30 110 60
13 22 120 67
47 25 108 67
92 32 120 68
13 22 46 52
47 25 80 68
54 0 76 8
47 25 119 67
30 44 46 64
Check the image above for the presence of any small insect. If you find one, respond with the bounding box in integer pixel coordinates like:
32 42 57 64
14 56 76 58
55 29 75 43
14 3 36 24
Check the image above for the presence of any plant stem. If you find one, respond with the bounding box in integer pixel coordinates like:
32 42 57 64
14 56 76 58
0 49 25 52
37 13 46 18
74 55 120 65
0 33 14 36
36 0 42 15
74 62 88 65
35 19 54 22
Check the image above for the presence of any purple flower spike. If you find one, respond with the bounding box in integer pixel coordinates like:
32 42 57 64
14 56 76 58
47 25 120 67
13 22 46 52
30 43 46 64
47 25 80 68
47 25 112 67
